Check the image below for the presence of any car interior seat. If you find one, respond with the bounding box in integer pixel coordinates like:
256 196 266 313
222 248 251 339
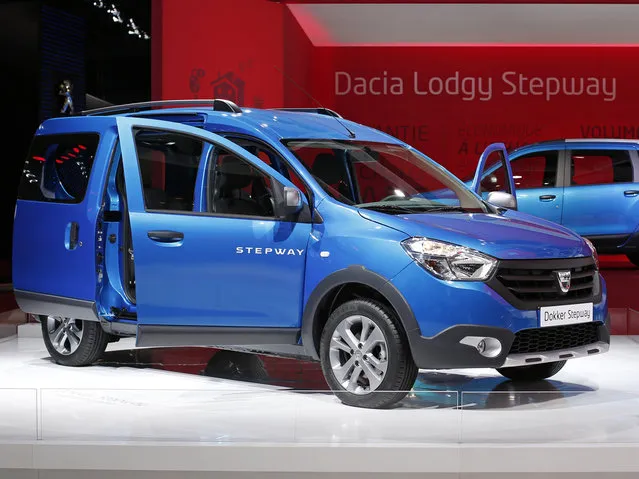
311 153 354 202
213 154 271 216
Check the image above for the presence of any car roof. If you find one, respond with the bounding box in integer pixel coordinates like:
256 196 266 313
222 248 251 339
43 103 404 145
138 108 403 144
510 138 639 157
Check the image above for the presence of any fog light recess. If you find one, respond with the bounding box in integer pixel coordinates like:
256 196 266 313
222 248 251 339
460 336 502 358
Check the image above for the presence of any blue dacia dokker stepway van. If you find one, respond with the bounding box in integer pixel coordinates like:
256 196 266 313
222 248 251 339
13 100 610 408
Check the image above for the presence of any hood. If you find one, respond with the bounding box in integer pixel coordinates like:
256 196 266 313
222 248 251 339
358 209 591 260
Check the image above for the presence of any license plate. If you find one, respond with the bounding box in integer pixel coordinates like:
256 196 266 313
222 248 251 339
539 303 594 328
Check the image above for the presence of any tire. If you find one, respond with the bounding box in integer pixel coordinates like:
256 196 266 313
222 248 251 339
319 299 418 409
496 360 566 381
627 253 639 268
203 350 269 382
41 315 109 367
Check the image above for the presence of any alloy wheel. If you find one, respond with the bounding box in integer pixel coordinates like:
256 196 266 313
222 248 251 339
46 316 84 356
328 314 389 395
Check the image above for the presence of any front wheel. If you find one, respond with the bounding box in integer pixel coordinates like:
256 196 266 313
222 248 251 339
627 253 639 268
319 299 418 409
41 316 109 367
496 360 566 381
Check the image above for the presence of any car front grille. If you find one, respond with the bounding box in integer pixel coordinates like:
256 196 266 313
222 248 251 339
488 257 599 309
509 322 600 355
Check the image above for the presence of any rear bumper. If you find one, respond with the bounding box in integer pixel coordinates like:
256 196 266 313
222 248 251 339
408 314 611 370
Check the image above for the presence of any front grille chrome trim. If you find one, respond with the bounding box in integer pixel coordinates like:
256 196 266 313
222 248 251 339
501 341 609 368
487 257 601 310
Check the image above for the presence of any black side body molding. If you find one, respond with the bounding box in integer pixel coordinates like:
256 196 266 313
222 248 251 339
136 325 300 348
14 290 100 322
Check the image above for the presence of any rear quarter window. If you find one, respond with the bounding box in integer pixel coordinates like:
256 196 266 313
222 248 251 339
18 133 100 203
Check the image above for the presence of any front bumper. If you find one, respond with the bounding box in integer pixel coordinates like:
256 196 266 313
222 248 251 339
500 340 609 368
406 314 611 370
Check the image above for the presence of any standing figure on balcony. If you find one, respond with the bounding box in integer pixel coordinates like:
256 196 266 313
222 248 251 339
58 79 74 115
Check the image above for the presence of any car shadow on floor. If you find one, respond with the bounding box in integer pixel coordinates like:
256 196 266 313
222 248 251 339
95 347 596 410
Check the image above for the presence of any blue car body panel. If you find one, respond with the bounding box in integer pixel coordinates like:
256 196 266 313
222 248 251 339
559 141 639 237
358 208 591 260
12 117 118 303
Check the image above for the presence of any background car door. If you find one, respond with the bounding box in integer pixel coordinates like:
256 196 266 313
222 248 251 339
561 144 639 239
116 117 312 335
472 143 517 204
507 149 564 224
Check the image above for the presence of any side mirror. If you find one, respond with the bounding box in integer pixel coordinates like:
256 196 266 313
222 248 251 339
281 186 304 218
486 191 518 210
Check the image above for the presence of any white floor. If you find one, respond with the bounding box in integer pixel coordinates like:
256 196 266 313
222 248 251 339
2 327 639 475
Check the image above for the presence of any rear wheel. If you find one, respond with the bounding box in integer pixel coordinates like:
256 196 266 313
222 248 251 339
319 299 418 409
627 253 639 268
41 316 109 367
496 360 566 381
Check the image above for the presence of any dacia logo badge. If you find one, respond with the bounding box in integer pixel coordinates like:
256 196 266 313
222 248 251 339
555 270 571 294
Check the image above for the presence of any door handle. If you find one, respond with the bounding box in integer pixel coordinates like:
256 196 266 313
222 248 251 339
624 190 639 197
147 230 184 243
539 194 556 201
65 222 80 250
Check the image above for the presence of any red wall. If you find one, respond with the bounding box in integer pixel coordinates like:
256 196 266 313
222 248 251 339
154 0 285 107
320 46 639 179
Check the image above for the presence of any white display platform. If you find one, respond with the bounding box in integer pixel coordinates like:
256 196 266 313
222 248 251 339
1 322 639 478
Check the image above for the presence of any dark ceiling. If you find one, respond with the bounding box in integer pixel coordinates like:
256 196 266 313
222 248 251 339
43 0 152 103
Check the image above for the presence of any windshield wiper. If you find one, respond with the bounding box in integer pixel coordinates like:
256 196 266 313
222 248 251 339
358 204 416 215
419 206 469 213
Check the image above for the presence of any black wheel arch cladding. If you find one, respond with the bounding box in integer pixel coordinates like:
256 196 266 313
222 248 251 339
301 266 420 360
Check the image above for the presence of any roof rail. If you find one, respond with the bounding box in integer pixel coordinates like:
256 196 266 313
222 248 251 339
81 99 242 116
508 138 566 153
270 107 343 119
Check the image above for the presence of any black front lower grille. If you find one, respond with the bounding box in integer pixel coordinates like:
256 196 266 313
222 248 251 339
489 257 599 309
509 322 600 355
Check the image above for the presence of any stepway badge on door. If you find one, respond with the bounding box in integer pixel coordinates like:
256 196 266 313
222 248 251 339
540 303 593 328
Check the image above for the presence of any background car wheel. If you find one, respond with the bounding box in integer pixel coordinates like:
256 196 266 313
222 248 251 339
319 299 418 409
41 315 109 367
626 253 639 268
496 360 566 381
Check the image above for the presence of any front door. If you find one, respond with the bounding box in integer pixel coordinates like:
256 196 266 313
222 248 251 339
116 117 312 341
561 145 639 239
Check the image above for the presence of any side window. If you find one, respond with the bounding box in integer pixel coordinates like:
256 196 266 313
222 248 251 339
133 130 203 212
226 137 312 201
570 149 633 186
511 151 559 189
209 150 275 218
18 133 99 203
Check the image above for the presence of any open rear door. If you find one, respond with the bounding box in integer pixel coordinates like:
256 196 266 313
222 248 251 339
472 143 518 210
13 116 118 320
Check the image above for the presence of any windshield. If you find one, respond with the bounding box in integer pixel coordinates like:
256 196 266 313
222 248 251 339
285 140 486 214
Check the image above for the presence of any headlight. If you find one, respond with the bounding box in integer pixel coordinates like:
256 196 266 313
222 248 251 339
583 237 599 270
401 237 498 281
